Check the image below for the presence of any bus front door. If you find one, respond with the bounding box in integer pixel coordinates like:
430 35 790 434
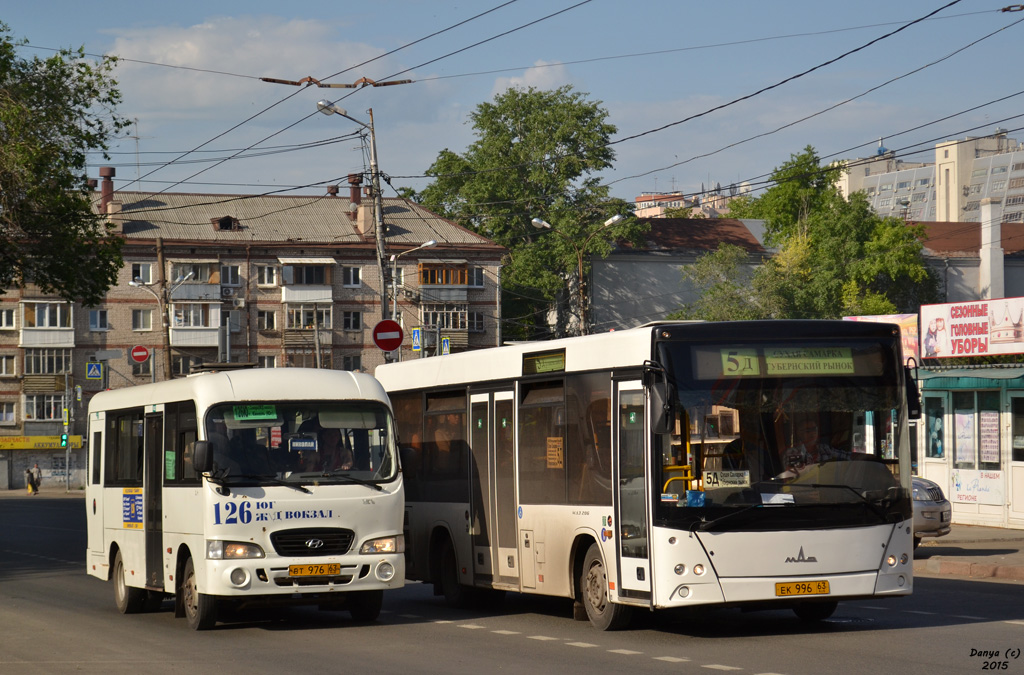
144 413 163 589
615 383 651 600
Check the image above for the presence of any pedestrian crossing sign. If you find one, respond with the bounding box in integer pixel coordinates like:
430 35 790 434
86 362 103 380
412 327 422 352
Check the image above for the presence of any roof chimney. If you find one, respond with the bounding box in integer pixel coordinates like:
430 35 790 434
348 173 362 206
99 166 116 211
327 185 339 197
979 197 1004 300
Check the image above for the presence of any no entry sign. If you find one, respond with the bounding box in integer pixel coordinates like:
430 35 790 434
130 345 151 363
372 320 404 352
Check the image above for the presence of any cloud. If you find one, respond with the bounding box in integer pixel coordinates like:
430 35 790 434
491 60 572 96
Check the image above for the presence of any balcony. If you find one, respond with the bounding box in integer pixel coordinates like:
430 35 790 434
281 285 332 304
169 326 219 348
19 328 75 348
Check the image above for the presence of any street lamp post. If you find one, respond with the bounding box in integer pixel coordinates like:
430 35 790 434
388 240 437 362
129 271 192 380
531 214 624 336
317 100 389 322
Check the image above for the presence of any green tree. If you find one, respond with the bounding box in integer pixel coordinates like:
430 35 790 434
666 243 767 321
680 146 938 320
418 85 644 338
0 25 128 305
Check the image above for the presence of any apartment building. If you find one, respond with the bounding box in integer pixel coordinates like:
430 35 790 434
0 169 504 489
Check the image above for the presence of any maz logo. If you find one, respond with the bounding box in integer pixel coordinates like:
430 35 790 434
785 547 817 563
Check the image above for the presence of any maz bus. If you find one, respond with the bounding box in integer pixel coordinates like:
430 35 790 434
85 367 404 630
375 320 919 630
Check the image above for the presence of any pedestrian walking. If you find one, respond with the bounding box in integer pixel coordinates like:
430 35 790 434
31 463 41 494
25 467 35 495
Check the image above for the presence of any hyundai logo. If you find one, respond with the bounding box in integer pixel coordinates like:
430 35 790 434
305 538 325 549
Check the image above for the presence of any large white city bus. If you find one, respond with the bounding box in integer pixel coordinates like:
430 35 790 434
85 367 404 630
375 320 919 630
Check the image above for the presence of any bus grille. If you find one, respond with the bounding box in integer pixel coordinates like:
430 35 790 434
270 528 354 557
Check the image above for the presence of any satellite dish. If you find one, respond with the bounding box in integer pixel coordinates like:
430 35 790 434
729 183 737 196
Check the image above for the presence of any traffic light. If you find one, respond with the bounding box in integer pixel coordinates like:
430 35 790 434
60 433 68 448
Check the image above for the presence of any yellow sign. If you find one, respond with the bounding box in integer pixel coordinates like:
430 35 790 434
0 436 83 450
765 347 854 375
546 437 564 469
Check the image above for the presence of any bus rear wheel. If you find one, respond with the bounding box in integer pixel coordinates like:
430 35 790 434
181 557 217 630
113 550 146 614
438 538 474 608
580 543 632 631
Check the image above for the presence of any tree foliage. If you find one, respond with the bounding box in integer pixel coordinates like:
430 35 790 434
0 25 128 305
418 86 644 338
680 146 939 320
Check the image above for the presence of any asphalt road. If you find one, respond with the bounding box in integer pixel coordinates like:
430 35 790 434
3 496 1024 675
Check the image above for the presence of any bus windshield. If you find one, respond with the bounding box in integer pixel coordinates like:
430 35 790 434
204 401 398 486
655 339 910 530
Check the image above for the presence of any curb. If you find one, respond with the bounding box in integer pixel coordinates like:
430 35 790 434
914 559 1024 581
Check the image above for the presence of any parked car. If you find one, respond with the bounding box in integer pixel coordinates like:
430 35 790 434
912 476 951 548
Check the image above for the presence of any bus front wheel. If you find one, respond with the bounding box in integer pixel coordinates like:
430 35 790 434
580 543 632 631
348 590 383 622
181 557 217 630
113 550 146 614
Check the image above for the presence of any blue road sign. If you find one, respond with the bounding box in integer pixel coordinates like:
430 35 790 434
412 327 422 352
86 362 103 380
441 336 451 355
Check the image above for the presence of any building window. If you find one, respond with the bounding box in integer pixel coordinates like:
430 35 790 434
343 311 362 331
0 308 13 329
256 265 278 286
1003 212 1023 223
896 181 911 190
1014 162 1024 172
172 303 212 328
282 265 328 285
878 198 892 207
23 302 70 328
469 268 485 287
25 348 71 375
0 401 14 424
24 394 65 421
420 264 468 286
953 391 1000 471
1009 177 1024 190
1006 195 1024 207
992 166 1008 175
879 183 893 192
220 265 240 286
422 303 468 330
257 355 276 368
132 359 151 377
286 305 330 329
0 354 15 376
257 310 276 330
911 192 926 203
89 309 109 331
917 178 931 187
171 263 211 283
972 168 988 178
131 262 152 284
969 184 983 195
285 348 331 369
992 180 1006 192
469 312 485 332
342 267 361 287
342 355 361 371
863 187 875 196
132 309 153 331
964 201 980 212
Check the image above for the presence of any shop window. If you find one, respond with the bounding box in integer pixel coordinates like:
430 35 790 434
925 397 945 458
953 391 1000 470
1013 399 1024 462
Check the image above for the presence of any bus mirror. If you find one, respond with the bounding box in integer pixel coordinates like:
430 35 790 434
644 360 674 435
192 440 214 473
904 366 921 420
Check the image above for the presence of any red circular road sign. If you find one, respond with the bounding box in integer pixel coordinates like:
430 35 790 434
130 345 151 363
372 320 404 352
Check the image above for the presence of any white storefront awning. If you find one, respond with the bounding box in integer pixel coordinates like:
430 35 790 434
277 257 337 265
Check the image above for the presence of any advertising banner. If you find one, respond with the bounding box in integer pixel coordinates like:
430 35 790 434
844 314 919 362
919 297 1024 359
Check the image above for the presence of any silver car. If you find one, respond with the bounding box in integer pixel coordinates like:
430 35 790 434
912 476 951 549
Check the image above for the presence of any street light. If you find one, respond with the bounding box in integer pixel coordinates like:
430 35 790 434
129 271 192 380
390 240 437 324
531 214 624 336
317 99 389 321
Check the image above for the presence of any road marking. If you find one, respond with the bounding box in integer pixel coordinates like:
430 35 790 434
566 642 598 648
953 615 987 620
434 620 454 624
702 666 742 671
459 624 486 630
609 649 643 655
654 656 690 663
904 610 936 615
492 630 521 635
528 635 560 641
1004 620 1024 626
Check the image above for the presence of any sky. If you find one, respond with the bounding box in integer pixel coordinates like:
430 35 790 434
6 0 1024 208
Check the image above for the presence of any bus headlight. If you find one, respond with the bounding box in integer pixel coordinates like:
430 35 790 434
360 535 405 554
207 540 265 559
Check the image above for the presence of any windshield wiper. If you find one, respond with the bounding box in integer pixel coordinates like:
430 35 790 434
793 482 896 522
227 473 312 494
321 471 384 491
